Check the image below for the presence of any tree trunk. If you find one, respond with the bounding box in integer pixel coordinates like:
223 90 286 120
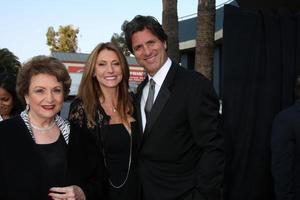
162 0 180 63
195 0 216 80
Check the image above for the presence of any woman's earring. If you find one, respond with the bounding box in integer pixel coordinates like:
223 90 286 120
26 104 30 111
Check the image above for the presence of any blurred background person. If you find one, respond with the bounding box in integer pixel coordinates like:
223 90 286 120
0 72 23 121
68 42 140 200
0 47 22 121
0 56 85 200
271 76 300 200
0 47 21 75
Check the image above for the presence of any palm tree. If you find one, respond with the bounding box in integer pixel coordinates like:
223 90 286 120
0 48 21 75
195 0 216 80
162 0 180 63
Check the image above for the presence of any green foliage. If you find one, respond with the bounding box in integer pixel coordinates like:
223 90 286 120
46 25 79 52
110 20 131 56
0 48 21 75
46 27 57 52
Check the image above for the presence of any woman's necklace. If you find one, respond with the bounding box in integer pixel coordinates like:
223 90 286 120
103 131 132 189
30 121 56 132
99 97 117 114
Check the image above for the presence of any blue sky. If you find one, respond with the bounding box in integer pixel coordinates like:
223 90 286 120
1 0 230 63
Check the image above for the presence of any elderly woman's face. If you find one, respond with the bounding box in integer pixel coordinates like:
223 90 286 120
25 73 64 121
0 87 13 118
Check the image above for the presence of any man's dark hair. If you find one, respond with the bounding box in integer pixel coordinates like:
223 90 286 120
123 15 168 53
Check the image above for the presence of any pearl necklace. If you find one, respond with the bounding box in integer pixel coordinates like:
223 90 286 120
30 121 56 132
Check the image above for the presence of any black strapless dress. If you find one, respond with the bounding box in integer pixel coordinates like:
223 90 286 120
101 121 140 200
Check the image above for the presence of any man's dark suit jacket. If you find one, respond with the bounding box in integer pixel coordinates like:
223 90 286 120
271 101 300 200
136 62 224 200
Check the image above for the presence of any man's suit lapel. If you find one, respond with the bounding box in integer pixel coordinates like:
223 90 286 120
143 63 178 139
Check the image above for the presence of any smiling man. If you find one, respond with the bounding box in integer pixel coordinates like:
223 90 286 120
124 15 224 200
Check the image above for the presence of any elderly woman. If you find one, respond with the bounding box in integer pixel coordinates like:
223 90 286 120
0 56 85 200
0 72 23 121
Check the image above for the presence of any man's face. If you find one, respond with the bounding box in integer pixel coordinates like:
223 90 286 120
131 28 168 76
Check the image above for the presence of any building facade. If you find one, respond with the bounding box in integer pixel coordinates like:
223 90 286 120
178 0 238 96
51 52 145 95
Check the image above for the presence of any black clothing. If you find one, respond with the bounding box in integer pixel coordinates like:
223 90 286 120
135 62 223 200
102 122 139 200
68 98 140 200
271 101 300 200
37 133 68 189
0 116 68 200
